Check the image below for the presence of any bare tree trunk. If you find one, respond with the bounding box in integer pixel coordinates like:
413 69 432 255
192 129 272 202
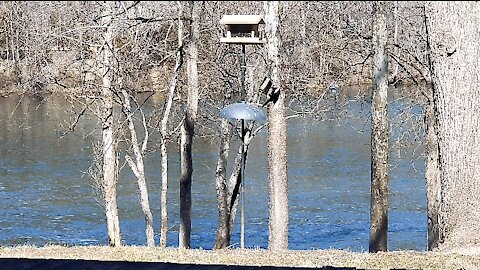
122 88 155 247
179 0 200 249
265 0 288 252
423 4 440 251
424 85 440 250
227 141 247 232
214 118 231 249
425 1 480 250
160 2 184 249
101 0 121 247
159 126 169 248
369 1 389 253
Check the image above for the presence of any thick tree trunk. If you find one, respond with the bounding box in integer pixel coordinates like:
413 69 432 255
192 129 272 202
214 118 231 249
179 0 200 249
160 2 184 248
369 1 389 253
265 0 289 252
101 1 121 247
424 86 440 250
423 4 440 251
425 1 480 250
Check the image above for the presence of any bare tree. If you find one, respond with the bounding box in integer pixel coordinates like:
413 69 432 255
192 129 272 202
100 0 121 247
264 0 288 251
160 1 184 249
121 88 155 247
369 1 389 253
424 1 480 250
178 0 200 249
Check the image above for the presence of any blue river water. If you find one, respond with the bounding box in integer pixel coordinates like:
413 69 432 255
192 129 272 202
0 93 426 251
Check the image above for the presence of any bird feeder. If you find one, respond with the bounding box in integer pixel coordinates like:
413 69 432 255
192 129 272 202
220 15 266 44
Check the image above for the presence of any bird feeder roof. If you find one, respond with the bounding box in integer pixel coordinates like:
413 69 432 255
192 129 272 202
220 15 265 25
219 102 267 123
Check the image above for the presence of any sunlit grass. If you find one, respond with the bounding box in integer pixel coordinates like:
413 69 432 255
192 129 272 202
1 245 480 269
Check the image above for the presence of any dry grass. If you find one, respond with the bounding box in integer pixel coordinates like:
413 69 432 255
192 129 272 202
1 245 480 269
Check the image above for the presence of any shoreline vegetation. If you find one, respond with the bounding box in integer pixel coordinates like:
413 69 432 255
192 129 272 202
1 245 480 269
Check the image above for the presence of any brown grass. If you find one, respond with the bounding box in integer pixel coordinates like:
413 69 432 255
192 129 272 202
1 245 480 269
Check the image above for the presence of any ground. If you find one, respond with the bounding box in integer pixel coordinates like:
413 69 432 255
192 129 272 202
1 245 480 269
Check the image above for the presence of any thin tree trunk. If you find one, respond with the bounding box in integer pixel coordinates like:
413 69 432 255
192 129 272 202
160 2 184 249
101 0 121 247
122 89 155 247
265 0 288 252
179 0 200 249
369 1 389 253
227 142 248 232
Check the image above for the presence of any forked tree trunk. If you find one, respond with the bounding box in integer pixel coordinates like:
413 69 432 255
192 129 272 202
122 88 155 247
101 0 121 247
369 1 389 253
264 0 289 251
213 61 259 249
160 2 184 248
214 121 254 249
179 0 200 249
425 1 480 250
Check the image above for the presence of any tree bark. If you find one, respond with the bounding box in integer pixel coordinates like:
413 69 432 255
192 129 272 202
425 1 480 250
265 0 289 252
214 118 231 249
424 84 440 250
179 0 200 249
101 0 121 247
369 1 389 253
423 4 440 251
160 2 184 248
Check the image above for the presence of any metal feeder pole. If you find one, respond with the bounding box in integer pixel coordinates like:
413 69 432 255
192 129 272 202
240 118 245 249
240 43 246 249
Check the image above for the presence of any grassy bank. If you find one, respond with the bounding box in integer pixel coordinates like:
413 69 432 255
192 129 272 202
1 245 479 269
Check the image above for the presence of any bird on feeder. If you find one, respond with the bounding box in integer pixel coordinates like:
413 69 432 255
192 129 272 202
260 77 280 107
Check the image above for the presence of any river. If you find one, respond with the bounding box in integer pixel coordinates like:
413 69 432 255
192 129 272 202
0 92 426 251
